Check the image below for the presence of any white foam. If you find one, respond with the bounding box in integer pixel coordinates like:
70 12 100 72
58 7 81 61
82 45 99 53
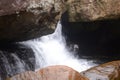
21 21 96 72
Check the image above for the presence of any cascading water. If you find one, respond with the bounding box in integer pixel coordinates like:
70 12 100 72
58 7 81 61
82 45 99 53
0 21 97 80
0 44 35 80
22 21 96 72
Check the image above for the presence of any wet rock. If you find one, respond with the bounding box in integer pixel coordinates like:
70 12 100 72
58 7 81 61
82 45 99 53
7 65 88 80
0 43 35 80
81 61 120 80
0 0 66 42
66 0 120 22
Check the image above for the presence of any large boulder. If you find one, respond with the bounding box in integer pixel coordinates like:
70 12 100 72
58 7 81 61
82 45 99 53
66 0 120 22
0 0 66 42
7 65 88 80
81 60 120 80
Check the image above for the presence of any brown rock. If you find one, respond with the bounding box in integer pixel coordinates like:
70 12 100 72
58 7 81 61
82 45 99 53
0 10 55 42
0 0 66 42
67 0 120 22
7 65 88 80
81 61 120 80
0 0 66 16
0 0 27 16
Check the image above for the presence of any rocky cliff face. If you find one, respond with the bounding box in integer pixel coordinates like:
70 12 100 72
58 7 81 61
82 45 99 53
1 0 120 42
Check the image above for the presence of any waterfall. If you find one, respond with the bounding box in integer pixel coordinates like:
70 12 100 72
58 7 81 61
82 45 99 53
21 21 96 72
0 43 35 80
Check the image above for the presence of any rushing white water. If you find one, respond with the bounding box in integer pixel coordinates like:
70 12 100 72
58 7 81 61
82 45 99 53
21 21 96 72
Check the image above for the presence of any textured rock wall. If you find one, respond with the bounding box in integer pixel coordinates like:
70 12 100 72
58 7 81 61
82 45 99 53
66 0 120 21
0 0 66 16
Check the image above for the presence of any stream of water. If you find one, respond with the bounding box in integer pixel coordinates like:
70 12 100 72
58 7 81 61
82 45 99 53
0 21 98 80
21 21 96 72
